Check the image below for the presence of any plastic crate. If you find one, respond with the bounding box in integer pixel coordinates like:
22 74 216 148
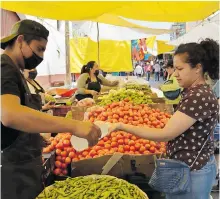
52 106 71 117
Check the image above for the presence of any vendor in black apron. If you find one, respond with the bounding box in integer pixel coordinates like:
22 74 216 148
75 61 119 101
1 19 101 199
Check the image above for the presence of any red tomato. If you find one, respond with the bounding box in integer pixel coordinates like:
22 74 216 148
111 137 117 142
61 151 68 157
124 138 129 145
42 147 50 154
61 157 66 163
143 151 150 155
131 136 137 141
104 144 111 150
53 168 61 175
56 143 64 150
129 140 135 146
103 137 109 142
134 143 141 150
116 134 123 140
118 148 124 153
65 157 71 164
145 144 151 149
98 140 105 147
111 142 117 147
93 146 102 151
130 146 135 151
56 156 62 161
82 151 89 157
61 163 67 169
150 141 156 147
139 146 146 153
89 150 97 157
55 161 62 168
124 145 130 151
63 140 71 147
118 139 124 145
72 157 79 162
62 169 68 176
68 152 75 159
56 149 62 156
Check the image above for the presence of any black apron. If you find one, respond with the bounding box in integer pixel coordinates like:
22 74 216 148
2 69 46 199
75 76 101 101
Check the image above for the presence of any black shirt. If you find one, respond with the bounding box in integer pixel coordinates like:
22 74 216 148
1 54 26 149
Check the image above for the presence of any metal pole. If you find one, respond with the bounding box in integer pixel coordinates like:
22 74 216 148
65 21 71 88
96 22 100 66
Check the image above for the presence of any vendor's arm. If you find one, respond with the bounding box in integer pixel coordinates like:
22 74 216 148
1 68 101 146
76 73 97 95
98 74 119 86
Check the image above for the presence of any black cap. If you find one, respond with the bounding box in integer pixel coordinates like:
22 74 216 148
1 19 49 49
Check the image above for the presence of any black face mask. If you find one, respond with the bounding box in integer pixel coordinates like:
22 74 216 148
22 45 43 70
94 70 99 76
29 70 38 80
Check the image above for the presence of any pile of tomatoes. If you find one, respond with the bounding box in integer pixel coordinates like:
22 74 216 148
88 100 171 128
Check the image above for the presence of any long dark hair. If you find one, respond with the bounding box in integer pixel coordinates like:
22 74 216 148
174 38 219 80
81 61 96 74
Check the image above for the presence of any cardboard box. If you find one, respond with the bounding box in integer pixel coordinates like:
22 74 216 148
71 154 162 179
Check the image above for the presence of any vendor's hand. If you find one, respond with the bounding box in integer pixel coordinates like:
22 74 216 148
108 123 121 133
75 121 102 147
90 90 98 96
42 101 55 111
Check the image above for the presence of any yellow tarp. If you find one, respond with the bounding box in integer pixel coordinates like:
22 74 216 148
2 1 219 22
70 38 133 73
157 41 175 55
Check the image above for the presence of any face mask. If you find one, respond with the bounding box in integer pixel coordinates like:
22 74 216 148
94 70 99 76
21 45 43 70
29 70 38 80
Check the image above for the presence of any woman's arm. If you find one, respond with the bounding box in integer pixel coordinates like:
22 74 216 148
109 111 196 142
98 75 118 87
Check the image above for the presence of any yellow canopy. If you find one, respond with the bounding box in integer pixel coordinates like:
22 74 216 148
157 41 175 55
2 1 219 22
70 37 133 73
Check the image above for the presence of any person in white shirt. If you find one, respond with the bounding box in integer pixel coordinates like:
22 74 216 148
153 62 161 81
134 64 144 77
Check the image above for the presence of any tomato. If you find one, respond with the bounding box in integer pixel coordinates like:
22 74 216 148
103 137 109 142
63 140 71 147
104 144 111 150
93 146 102 151
111 132 117 137
82 151 89 157
150 146 156 153
61 157 66 163
89 150 97 157
150 141 156 147
72 157 79 162
124 145 130 151
111 142 117 147
55 161 62 168
118 139 124 145
131 136 137 141
56 156 62 161
61 151 68 157
116 134 123 140
139 146 146 153
56 143 64 150
118 148 124 153
65 157 71 164
62 169 68 176
111 137 117 142
128 140 135 146
61 163 67 169
43 147 50 154
98 150 105 156
67 152 74 159
130 146 135 151
145 144 151 149
56 149 62 156
98 140 105 147
143 151 150 155
134 143 141 150
53 168 61 175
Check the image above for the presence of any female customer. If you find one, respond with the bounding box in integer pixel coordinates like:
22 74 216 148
109 39 219 199
75 61 119 101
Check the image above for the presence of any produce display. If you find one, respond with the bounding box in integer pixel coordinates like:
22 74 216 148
76 98 95 107
124 84 152 93
88 100 171 126
45 93 56 103
36 175 149 199
97 88 153 106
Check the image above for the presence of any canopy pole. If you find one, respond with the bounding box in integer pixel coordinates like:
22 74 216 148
65 21 71 88
96 22 100 66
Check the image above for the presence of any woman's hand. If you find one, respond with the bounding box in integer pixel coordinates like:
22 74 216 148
108 122 121 133
89 90 98 96
42 101 55 111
